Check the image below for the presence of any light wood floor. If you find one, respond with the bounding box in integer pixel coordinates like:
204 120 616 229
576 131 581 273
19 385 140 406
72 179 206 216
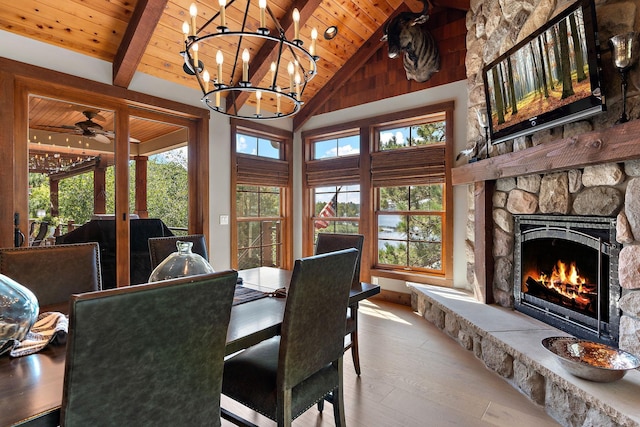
221 299 561 427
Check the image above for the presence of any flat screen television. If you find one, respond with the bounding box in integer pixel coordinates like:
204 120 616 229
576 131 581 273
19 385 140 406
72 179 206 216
482 0 605 145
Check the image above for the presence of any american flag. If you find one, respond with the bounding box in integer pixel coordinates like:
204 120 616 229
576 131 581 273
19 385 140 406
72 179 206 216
315 190 339 229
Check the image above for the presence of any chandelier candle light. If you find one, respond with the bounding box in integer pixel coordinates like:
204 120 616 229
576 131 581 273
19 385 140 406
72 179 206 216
180 0 320 119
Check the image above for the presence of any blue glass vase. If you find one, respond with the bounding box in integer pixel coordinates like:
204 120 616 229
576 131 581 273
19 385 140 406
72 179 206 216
0 274 39 356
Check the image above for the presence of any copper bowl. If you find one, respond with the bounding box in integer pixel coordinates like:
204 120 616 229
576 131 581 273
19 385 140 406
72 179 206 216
542 336 640 382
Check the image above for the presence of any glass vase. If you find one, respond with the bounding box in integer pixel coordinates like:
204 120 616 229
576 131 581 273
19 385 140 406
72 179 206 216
148 241 215 282
0 274 39 356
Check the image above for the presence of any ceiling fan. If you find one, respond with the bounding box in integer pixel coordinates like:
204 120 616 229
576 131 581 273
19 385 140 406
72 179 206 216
42 110 139 144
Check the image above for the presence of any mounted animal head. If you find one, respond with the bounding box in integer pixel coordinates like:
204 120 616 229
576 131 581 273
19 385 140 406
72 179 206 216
381 0 440 83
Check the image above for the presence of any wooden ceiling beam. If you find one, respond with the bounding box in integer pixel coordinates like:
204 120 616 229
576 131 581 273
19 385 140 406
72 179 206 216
113 0 169 88
224 0 322 113
292 4 410 131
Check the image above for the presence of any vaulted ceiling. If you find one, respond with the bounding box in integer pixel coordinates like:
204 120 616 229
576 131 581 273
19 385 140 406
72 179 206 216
0 0 469 127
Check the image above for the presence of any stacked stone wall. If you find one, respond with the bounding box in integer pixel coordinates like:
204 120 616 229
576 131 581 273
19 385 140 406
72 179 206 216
489 161 640 356
463 0 640 357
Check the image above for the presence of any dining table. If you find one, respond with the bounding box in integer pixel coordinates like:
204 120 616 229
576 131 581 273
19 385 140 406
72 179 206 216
0 267 380 427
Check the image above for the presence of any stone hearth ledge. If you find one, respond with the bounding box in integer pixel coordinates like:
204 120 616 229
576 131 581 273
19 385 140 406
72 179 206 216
409 283 640 427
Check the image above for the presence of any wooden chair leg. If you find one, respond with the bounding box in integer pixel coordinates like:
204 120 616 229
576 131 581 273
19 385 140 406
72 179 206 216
332 358 346 427
350 304 361 375
277 389 293 427
351 329 361 375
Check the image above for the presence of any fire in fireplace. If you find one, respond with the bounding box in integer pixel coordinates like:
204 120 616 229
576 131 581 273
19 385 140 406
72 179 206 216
514 215 620 346
525 259 596 315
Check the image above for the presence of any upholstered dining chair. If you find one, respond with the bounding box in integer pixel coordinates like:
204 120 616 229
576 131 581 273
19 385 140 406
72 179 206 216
221 248 358 427
61 270 238 427
0 243 102 310
148 233 208 269
315 232 365 375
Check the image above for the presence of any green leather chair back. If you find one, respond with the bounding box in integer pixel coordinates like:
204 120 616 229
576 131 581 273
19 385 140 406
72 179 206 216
315 233 363 288
61 270 237 427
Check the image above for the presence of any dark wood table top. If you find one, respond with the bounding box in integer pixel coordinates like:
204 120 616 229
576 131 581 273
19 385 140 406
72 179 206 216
0 267 380 426
240 266 381 302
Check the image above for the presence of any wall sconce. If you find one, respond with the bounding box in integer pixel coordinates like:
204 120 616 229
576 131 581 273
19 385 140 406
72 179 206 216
476 107 490 158
609 32 638 124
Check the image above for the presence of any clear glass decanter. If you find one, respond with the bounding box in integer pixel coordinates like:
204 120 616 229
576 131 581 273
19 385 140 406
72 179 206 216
148 241 215 282
0 274 39 355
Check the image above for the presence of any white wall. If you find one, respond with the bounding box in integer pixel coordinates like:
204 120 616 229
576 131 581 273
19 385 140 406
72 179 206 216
1 30 469 290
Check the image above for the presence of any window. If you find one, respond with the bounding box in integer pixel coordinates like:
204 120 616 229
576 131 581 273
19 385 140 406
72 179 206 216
312 185 361 240
303 102 453 284
379 120 445 150
313 134 360 159
236 185 283 269
236 133 281 159
231 120 293 270
303 130 362 251
373 113 449 276
377 184 444 274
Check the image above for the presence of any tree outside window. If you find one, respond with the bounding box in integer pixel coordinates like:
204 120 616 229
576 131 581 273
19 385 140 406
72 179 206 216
28 145 188 233
232 123 292 270
377 184 444 273
379 120 445 150
373 114 448 276
303 103 453 282
236 185 283 269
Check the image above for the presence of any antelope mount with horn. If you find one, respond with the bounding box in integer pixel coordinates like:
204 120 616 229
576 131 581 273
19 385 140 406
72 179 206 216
382 0 440 83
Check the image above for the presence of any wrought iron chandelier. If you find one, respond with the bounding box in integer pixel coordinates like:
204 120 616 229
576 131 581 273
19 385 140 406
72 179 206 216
180 1 319 120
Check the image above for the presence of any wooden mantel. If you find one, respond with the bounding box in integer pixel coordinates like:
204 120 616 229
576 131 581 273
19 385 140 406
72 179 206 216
452 119 640 185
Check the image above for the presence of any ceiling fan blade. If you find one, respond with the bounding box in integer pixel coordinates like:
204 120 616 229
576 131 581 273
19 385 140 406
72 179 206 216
98 130 139 143
40 124 78 130
92 134 111 144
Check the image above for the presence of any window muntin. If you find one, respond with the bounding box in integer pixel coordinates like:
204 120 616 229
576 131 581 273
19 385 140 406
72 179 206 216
377 184 444 274
312 185 360 237
236 132 281 159
313 134 360 159
379 119 445 150
236 185 283 269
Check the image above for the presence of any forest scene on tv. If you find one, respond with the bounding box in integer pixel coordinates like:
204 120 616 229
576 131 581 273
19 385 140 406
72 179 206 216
486 6 593 134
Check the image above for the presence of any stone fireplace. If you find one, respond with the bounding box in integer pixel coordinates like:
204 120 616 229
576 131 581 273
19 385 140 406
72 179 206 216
413 0 640 424
471 163 640 357
513 214 620 346
460 0 640 359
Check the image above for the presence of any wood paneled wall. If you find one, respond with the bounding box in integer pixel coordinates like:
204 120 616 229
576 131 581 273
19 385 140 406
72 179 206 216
315 9 467 115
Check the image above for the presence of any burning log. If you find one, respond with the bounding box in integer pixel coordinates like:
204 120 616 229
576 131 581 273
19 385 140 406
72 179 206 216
525 276 594 312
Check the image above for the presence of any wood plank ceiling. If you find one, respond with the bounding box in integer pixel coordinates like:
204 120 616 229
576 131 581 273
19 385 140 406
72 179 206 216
0 0 469 148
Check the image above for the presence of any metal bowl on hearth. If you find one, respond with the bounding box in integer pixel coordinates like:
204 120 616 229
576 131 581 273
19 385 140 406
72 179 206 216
542 336 640 382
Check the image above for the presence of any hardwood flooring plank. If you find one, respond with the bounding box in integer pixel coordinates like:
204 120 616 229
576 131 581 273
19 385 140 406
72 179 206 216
221 299 560 427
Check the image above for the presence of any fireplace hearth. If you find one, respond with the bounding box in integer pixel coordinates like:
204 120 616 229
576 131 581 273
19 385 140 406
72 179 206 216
514 215 621 346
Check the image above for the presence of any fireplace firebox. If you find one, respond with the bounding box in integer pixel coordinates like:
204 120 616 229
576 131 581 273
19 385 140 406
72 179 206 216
513 215 621 346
